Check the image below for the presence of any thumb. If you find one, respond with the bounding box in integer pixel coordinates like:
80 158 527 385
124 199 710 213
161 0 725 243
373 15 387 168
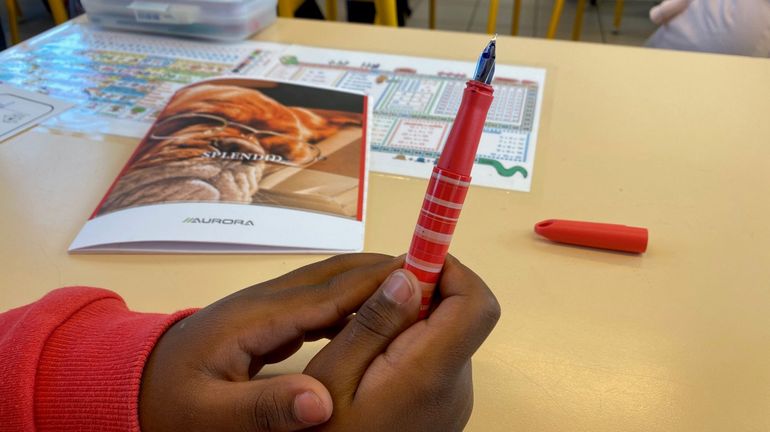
209 374 333 432
304 269 421 399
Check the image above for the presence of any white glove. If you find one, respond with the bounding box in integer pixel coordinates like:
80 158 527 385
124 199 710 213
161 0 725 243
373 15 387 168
649 0 693 24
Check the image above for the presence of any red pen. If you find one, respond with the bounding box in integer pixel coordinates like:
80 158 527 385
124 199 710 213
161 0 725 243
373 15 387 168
404 37 496 318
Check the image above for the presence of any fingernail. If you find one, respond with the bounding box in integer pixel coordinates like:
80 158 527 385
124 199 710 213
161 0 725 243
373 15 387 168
293 391 327 424
382 271 414 305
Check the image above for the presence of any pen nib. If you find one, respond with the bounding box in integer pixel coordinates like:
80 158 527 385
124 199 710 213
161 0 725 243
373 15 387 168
473 36 497 84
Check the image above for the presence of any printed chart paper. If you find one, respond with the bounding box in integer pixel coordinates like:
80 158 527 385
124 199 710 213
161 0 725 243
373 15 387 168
257 45 545 191
0 24 284 137
0 22 546 191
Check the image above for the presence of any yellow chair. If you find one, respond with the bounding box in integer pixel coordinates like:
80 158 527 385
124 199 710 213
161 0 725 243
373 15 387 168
278 0 336 21
5 0 21 45
547 0 624 41
277 0 397 26
613 0 624 32
429 0 434 28
485 0 521 35
545 0 581 39
372 0 397 26
483 0 625 40
443 0 521 35
4 0 68 45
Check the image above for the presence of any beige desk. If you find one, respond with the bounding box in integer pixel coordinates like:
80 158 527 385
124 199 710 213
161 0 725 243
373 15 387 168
2 18 770 431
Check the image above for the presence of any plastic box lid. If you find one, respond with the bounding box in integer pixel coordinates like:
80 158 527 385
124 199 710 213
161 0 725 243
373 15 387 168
82 0 277 41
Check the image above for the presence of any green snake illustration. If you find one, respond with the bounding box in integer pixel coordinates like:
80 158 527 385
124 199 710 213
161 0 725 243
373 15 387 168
477 158 528 178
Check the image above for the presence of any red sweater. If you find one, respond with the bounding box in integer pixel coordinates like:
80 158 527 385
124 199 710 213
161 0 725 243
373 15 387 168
0 287 195 431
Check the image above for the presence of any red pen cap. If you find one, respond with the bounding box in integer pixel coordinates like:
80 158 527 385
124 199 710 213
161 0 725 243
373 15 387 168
534 219 648 253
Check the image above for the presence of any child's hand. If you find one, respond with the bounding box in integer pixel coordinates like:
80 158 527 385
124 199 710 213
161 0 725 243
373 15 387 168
139 253 500 432
139 253 402 432
304 255 501 431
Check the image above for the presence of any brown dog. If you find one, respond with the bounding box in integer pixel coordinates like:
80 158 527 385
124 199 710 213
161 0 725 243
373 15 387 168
97 82 361 215
159 83 359 162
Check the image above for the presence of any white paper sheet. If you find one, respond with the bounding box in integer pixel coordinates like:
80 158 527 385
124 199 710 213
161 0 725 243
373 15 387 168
0 84 73 142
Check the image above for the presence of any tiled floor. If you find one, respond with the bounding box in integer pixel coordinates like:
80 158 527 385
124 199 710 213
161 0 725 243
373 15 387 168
2 0 660 48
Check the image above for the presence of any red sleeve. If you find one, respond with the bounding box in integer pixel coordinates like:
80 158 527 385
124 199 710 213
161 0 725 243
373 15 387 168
0 287 197 431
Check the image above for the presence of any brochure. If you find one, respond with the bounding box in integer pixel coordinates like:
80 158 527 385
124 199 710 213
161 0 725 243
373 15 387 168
69 77 370 253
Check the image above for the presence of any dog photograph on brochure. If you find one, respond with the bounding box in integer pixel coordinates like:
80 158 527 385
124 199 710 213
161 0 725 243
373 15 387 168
96 78 367 220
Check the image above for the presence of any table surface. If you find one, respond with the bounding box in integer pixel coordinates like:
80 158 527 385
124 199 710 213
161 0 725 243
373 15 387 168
2 18 770 431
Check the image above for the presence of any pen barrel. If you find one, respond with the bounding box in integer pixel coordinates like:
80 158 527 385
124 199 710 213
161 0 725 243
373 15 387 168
437 81 494 176
405 167 471 318
404 80 493 318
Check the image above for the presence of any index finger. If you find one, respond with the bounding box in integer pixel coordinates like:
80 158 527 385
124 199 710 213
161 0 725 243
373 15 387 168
233 253 395 300
226 255 407 356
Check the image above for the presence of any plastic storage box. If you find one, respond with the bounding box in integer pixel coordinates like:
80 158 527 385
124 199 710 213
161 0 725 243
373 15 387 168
82 0 277 41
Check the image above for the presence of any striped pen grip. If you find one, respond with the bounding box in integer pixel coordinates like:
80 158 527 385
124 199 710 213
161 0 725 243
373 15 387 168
405 167 471 318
